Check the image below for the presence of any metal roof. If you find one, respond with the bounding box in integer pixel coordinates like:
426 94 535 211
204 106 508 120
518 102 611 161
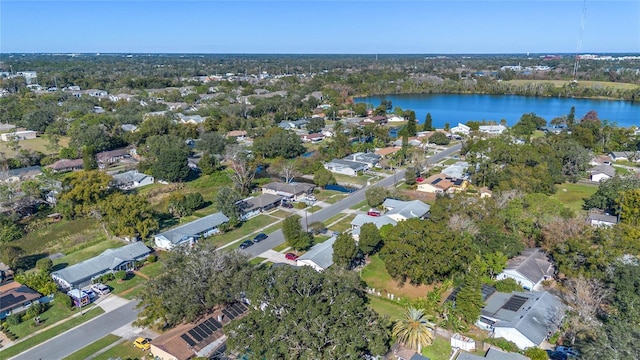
297 236 337 270
156 212 230 245
383 199 431 219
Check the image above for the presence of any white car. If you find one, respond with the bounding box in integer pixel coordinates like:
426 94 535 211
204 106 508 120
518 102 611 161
306 195 317 201
91 283 110 295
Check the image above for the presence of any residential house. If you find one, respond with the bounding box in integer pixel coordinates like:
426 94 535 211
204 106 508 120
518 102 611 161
120 124 138 133
343 152 381 168
375 147 401 158
479 125 507 135
442 161 469 179
365 115 388 125
297 236 337 272
238 193 283 220
0 165 42 183
479 187 493 198
455 347 528 360
47 158 84 173
150 302 248 360
51 242 152 290
387 115 404 123
324 159 368 176
226 130 247 140
587 164 616 182
0 281 43 320
177 113 206 125
321 129 334 138
450 123 471 136
88 90 108 97
300 133 325 143
262 182 315 201
350 214 398 239
112 170 154 190
497 248 554 291
109 93 135 102
96 147 132 168
541 124 569 135
587 212 618 227
154 212 230 250
610 151 640 162
476 290 566 349
417 174 464 194
278 119 309 130
0 130 37 141
382 198 431 221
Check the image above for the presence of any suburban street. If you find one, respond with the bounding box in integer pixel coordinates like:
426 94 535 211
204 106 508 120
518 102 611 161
243 143 462 257
11 299 140 360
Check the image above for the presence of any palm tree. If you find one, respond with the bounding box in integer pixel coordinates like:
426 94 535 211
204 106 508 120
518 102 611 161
392 307 435 353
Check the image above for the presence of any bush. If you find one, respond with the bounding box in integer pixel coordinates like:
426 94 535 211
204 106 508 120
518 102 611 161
484 337 519 353
147 254 157 263
25 302 45 319
115 270 127 281
548 331 561 345
494 278 524 293
524 348 548 360
57 291 74 309
36 258 53 272
6 314 21 326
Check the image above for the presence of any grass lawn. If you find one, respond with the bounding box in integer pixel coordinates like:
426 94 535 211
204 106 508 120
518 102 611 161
441 158 458 166
16 218 106 259
107 273 147 297
249 257 267 266
323 194 348 204
551 182 598 215
53 239 125 268
207 215 280 247
8 301 78 338
314 190 344 201
62 334 121 360
0 307 104 359
314 235 331 243
273 243 291 252
333 173 371 187
92 340 147 360
0 136 70 157
138 260 164 278
268 209 291 219
614 166 634 175
367 294 405 321
328 214 356 233
350 200 369 210
361 255 433 300
421 337 453 360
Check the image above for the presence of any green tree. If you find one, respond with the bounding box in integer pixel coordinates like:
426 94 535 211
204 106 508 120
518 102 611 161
585 175 640 215
429 131 450 145
455 261 484 324
59 170 112 218
226 266 390 359
567 106 576 125
35 258 53 273
392 307 434 353
307 118 325 133
82 145 97 170
365 186 391 208
101 193 159 238
313 167 336 189
167 192 204 217
617 189 640 226
196 132 227 155
282 215 312 250
404 110 417 136
142 135 191 182
253 128 305 159
423 113 434 131
332 233 358 269
358 223 383 256
214 187 242 224
405 167 417 185
0 215 23 242
197 152 219 175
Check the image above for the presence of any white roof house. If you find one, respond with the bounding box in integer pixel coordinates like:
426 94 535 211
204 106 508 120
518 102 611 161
154 212 229 250
381 199 431 222
496 248 554 291
587 213 618 227
450 123 471 135
51 242 151 290
587 164 616 182
112 170 154 190
479 124 507 135
296 236 337 272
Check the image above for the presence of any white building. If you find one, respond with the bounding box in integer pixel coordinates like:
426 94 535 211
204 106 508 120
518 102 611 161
479 124 506 135
450 123 471 135
0 130 37 142
154 212 229 250
296 236 337 272
496 248 554 291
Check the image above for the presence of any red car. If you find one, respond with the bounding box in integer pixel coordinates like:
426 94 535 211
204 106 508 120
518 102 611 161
416 177 425 183
367 211 381 217
285 253 299 261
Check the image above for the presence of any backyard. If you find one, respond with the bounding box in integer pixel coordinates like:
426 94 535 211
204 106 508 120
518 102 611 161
550 182 598 215
361 255 434 300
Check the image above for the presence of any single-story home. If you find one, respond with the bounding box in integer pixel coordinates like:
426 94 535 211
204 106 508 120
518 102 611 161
177 113 206 125
442 162 469 180
0 130 37 142
343 152 381 168
121 124 138 133
150 302 248 360
324 159 368 176
96 147 132 168
51 242 151 290
587 164 616 182
587 213 618 227
238 193 283 220
496 248 554 291
375 147 401 158
478 125 507 135
300 133 325 143
226 130 247 139
297 236 337 272
417 174 454 194
476 290 566 349
382 199 431 221
112 170 154 190
47 158 84 173
455 347 528 360
262 182 315 201
0 281 43 320
610 151 640 162
278 119 309 130
0 165 42 183
350 214 397 239
450 123 471 136
154 212 230 250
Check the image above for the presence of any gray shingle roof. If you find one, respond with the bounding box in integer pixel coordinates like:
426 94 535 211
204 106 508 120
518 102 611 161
112 170 152 185
383 199 431 219
51 242 151 287
262 182 315 196
239 194 283 213
456 348 528 360
156 212 229 245
297 236 337 270
325 159 368 171
350 214 397 229
505 248 554 285
587 213 618 223
0 165 42 181
587 164 616 177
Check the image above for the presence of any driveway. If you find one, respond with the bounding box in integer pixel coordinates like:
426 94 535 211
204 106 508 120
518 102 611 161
11 298 140 360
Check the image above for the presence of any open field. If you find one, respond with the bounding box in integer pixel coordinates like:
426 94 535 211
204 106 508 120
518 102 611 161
0 307 104 359
0 136 70 158
551 182 598 215
505 79 639 90
92 339 147 360
16 218 106 258
361 255 433 300
52 239 125 268
367 295 405 321
62 334 121 360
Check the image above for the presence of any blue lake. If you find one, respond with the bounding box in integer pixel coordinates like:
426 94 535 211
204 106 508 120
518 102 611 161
355 94 640 128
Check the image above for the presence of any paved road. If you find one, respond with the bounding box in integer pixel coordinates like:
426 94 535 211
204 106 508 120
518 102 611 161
11 300 140 360
243 143 462 257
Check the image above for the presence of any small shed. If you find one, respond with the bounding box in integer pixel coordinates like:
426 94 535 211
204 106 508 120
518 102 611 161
451 333 476 351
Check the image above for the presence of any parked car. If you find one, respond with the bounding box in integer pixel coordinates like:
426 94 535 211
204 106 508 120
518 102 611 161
281 202 293 208
91 283 110 295
285 253 299 261
306 195 317 201
556 346 580 357
367 210 381 217
253 233 268 242
546 350 568 360
239 240 254 249
416 177 425 182
85 290 97 300
133 337 151 351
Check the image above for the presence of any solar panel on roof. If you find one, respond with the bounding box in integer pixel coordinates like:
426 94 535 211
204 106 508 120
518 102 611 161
432 178 442 185
189 329 203 342
209 319 222 330
196 323 212 337
193 326 208 339
227 306 240 317
199 321 215 335
222 309 235 320
181 334 197 347
502 295 529 312
233 302 247 313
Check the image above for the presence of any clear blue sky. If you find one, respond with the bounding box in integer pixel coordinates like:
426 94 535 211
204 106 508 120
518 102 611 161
1 1 639 54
